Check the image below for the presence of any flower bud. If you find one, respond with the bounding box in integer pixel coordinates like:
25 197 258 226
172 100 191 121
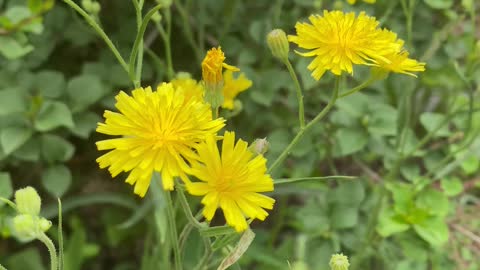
151 11 162 23
249 138 269 155
13 214 37 239
267 29 290 62
91 2 101 14
81 0 93 11
15 187 41 216
329 253 350 270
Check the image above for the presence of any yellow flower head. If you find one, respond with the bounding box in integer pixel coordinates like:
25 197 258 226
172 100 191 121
288 10 402 80
347 0 376 4
187 131 275 232
171 76 205 102
377 50 426 77
201 47 239 86
96 84 225 197
222 70 253 110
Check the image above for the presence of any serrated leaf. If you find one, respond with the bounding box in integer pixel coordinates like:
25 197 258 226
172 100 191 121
41 134 75 163
35 101 74 131
0 126 33 155
42 164 72 197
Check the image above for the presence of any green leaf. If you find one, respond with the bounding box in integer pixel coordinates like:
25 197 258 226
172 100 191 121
368 104 398 136
0 126 33 155
330 205 359 229
35 70 66 98
0 36 33 59
413 216 449 247
440 177 464 197
67 74 105 111
385 182 415 215
41 134 75 163
460 155 479 175
71 112 101 138
0 172 13 205
416 188 449 217
0 88 27 116
335 92 370 117
34 101 75 131
330 180 365 205
28 0 43 13
333 127 368 156
377 207 411 237
5 248 46 270
42 164 72 198
12 135 41 161
424 0 454 9
420 113 450 137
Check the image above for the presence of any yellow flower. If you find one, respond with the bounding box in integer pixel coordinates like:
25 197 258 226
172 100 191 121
171 76 205 102
201 47 239 87
347 0 376 4
96 84 225 197
222 70 253 110
186 131 275 232
376 48 426 77
288 10 402 80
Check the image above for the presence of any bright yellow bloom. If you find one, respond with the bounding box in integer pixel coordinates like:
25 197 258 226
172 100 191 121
347 0 376 4
201 47 239 86
377 51 426 77
288 10 402 80
171 77 205 102
222 70 252 110
96 84 225 197
187 131 275 232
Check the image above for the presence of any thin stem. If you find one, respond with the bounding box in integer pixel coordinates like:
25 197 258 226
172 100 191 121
164 190 182 270
284 59 305 128
132 0 144 87
174 0 202 62
62 0 132 82
37 232 58 270
268 76 340 174
176 186 204 229
163 9 174 79
339 77 375 98
274 176 356 185
57 199 64 270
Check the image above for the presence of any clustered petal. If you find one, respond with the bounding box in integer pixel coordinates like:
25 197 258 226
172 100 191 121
201 47 239 86
288 10 425 79
187 131 275 232
96 83 225 197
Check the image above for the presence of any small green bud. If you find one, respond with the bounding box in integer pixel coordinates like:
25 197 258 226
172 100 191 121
91 2 101 14
249 138 269 155
15 187 41 216
39 218 52 232
151 11 162 23
267 29 290 62
329 253 350 270
81 0 93 11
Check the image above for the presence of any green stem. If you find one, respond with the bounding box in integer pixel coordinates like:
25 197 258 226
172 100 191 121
284 59 305 128
132 0 144 87
176 186 204 229
62 0 132 82
164 190 182 270
339 77 374 98
274 176 356 185
37 232 58 270
268 76 340 174
57 199 64 270
174 0 202 62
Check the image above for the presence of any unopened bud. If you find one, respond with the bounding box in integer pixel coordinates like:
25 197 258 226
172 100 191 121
329 253 350 270
151 11 162 23
13 214 37 239
91 2 101 14
15 187 41 216
267 29 290 62
81 0 93 12
249 138 269 155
